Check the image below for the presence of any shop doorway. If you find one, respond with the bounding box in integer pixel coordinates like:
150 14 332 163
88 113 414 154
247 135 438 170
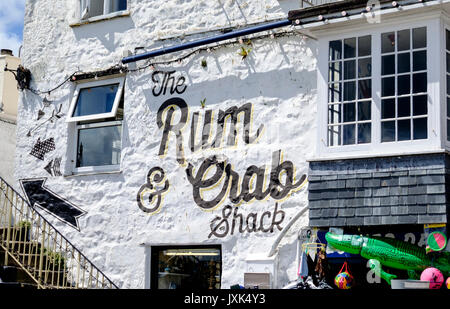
150 245 222 289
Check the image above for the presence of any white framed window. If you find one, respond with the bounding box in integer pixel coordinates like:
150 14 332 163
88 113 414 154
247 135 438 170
316 18 442 159
67 77 125 174
380 27 428 142
67 77 124 123
80 0 128 20
327 35 372 146
445 28 450 143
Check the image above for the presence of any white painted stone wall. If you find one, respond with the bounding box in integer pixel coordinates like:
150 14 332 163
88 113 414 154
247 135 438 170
16 0 318 288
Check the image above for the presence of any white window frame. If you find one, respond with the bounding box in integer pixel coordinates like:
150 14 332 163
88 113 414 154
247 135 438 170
442 15 450 152
316 17 442 160
66 77 125 123
68 77 125 175
79 0 129 22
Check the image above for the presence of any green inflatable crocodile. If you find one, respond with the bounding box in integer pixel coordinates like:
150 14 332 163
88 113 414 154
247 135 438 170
325 232 450 285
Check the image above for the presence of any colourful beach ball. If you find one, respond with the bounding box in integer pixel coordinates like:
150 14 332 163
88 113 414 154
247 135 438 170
420 267 444 289
427 232 448 252
334 272 353 289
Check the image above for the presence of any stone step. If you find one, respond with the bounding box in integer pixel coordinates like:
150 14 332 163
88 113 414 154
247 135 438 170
0 282 38 289
0 265 37 285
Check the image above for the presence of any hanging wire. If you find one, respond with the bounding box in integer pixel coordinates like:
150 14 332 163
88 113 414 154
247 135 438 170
5 28 310 95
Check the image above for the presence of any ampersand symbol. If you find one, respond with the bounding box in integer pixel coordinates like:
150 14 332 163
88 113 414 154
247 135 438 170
137 167 170 214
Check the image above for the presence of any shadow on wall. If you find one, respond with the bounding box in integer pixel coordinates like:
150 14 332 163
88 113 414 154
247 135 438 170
71 16 136 53
139 66 316 111
277 239 298 288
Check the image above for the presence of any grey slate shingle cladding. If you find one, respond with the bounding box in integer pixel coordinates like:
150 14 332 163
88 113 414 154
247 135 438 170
308 154 450 227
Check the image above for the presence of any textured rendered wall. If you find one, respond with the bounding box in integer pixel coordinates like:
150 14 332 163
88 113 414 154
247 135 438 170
0 117 17 188
16 0 317 288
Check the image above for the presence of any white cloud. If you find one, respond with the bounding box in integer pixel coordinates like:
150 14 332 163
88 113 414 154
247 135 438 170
0 0 26 56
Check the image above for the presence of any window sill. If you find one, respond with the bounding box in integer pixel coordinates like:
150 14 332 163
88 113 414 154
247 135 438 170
69 10 130 27
307 148 446 162
65 166 122 178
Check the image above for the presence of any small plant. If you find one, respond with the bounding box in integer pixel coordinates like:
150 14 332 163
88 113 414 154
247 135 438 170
42 247 67 269
238 46 252 60
47 251 66 269
200 98 206 109
201 59 207 68
18 220 31 229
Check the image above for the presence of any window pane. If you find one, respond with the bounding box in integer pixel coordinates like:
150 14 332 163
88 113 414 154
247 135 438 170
382 55 395 75
344 38 356 58
328 83 341 102
343 124 355 145
358 36 371 56
72 84 119 117
447 30 450 51
413 118 427 139
447 97 450 118
76 125 122 167
397 29 410 51
382 77 395 97
343 103 355 122
382 99 395 119
412 27 426 49
382 32 395 53
398 119 411 141
358 79 371 99
381 121 395 142
447 53 450 73
328 125 341 146
398 97 410 117
329 40 342 61
413 95 427 116
358 123 371 144
413 73 427 93
344 60 356 79
89 0 104 17
358 101 371 121
358 58 371 78
397 53 410 74
397 75 410 95
413 50 426 71
448 119 450 141
109 0 127 12
328 104 341 124
447 76 450 96
343 81 355 101
329 61 342 82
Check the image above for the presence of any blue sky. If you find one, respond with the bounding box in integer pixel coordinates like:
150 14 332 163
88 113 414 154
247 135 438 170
0 1 26 57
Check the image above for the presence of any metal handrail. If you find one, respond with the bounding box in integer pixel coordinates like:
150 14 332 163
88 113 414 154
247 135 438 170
0 177 118 289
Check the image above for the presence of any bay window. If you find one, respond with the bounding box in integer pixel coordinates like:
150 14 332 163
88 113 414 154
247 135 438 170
317 18 442 159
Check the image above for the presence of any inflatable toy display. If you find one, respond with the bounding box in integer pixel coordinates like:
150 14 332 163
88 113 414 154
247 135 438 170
325 232 450 285
420 268 444 289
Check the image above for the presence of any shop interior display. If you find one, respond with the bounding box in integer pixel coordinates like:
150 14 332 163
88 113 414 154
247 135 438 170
325 232 450 285
155 248 221 289
285 242 334 289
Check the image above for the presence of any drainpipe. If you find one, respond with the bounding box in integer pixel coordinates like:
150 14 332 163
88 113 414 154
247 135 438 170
122 19 292 64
